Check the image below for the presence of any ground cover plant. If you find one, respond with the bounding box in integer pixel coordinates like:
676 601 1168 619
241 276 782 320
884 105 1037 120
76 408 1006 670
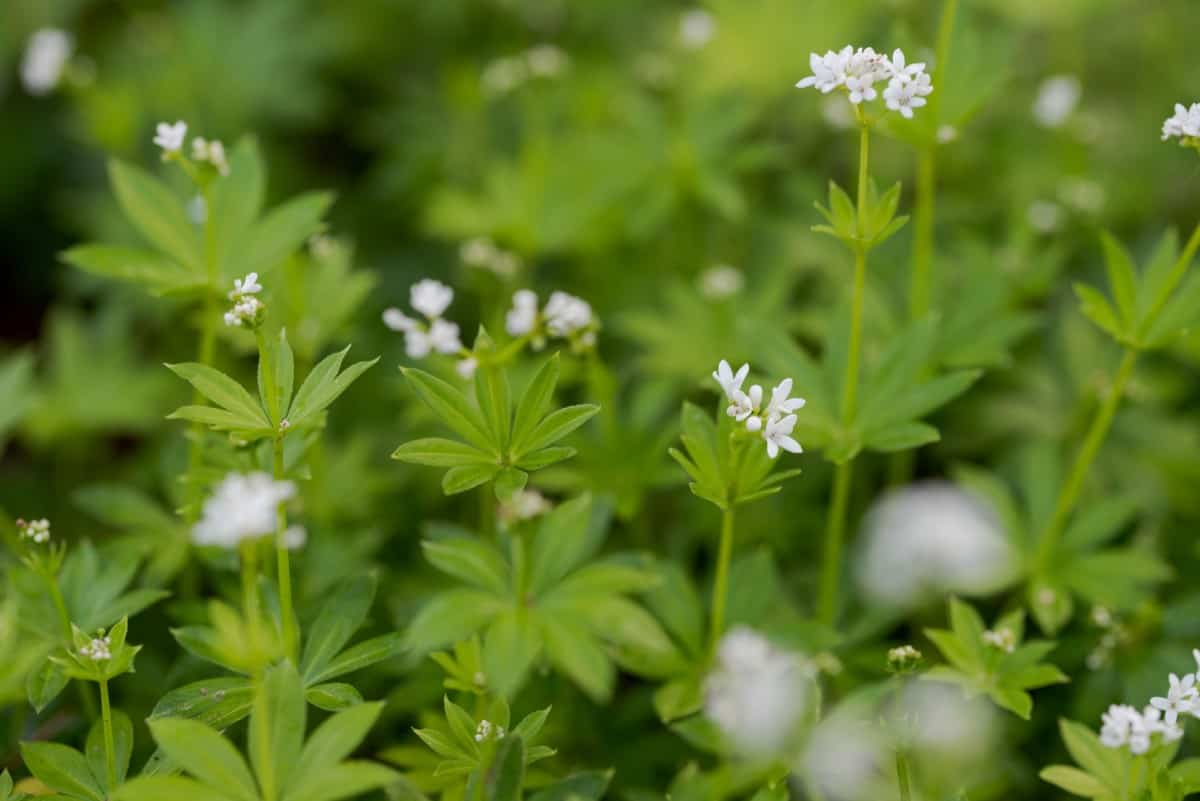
3 0 1200 799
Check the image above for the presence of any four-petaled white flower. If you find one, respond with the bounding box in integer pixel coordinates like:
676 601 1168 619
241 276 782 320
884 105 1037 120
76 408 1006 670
153 121 188 154
763 414 802 459
1150 672 1198 725
765 378 806 420
192 472 296 549
712 360 749 401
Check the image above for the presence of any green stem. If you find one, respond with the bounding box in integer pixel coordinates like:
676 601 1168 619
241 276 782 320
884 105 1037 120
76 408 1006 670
709 507 735 654
818 461 853 623
99 679 117 790
186 186 221 525
273 437 297 663
1038 348 1137 565
45 574 72 642
479 485 495 537
896 751 913 801
240 539 261 668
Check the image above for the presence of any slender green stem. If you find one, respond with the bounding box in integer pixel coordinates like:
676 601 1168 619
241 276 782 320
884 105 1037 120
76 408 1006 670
273 437 297 663
1038 348 1137 565
709 507 736 653
840 248 868 425
240 538 261 667
185 186 221 525
896 751 913 801
99 679 117 790
818 461 853 623
45 574 73 641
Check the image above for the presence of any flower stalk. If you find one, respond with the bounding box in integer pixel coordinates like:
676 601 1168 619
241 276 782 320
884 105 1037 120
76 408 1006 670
99 677 117 790
709 506 736 654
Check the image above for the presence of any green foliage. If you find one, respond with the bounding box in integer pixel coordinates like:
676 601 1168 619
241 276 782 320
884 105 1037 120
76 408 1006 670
813 179 908 253
924 599 1068 719
393 352 599 501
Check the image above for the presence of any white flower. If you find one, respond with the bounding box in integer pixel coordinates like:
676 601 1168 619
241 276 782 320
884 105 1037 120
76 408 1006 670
797 46 853 94
21 29 73 95
230 272 262 298
843 47 887 104
798 46 933 117
679 9 716 50
192 472 296 549
410 279 454 320
883 71 932 118
1033 75 1081 129
1100 704 1140 749
188 195 208 225
428 318 463 354
281 525 307 550
543 291 593 337
982 628 1016 653
403 328 432 359
80 636 112 662
711 360 749 401
526 44 568 77
382 308 418 332
705 627 811 755
765 378 806 421
16 518 51 544
937 124 958 143
474 720 505 742
1143 705 1184 743
1162 102 1200 142
728 384 762 422
1028 200 1064 233
456 358 478 380
153 121 188 154
481 57 528 95
193 137 230 175
1150 673 1198 725
506 290 540 336
700 265 744 299
460 237 497 267
856 482 1018 609
224 273 265 327
763 413 802 459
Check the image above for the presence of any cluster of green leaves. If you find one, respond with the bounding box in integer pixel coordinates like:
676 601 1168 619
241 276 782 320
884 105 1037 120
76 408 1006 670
52 618 140 683
402 495 679 701
393 350 598 501
168 328 377 441
63 140 330 299
669 401 801 510
757 316 979 463
1041 719 1200 801
813 179 908 254
116 662 397 801
20 711 134 801
1076 230 1200 350
924 599 1068 719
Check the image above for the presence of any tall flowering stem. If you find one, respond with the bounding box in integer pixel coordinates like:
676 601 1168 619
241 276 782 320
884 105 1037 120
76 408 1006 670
273 436 297 662
99 678 117 790
709 506 736 654
818 109 871 624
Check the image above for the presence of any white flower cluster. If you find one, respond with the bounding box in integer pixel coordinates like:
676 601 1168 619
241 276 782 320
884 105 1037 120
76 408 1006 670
21 29 74 96
224 272 264 328
80 635 112 662
474 719 506 742
1100 652 1200 754
705 627 812 755
712 360 804 459
192 137 231 176
505 289 598 351
383 278 465 359
1163 102 1200 144
796 46 933 119
193 472 296 549
153 121 188 155
982 627 1016 653
460 237 521 278
887 644 922 671
699 265 744 299
481 44 570 95
16 518 51 544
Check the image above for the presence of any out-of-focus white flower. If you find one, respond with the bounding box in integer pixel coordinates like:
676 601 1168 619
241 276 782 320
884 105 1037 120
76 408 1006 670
80 635 112 662
679 9 716 50
16 518 51 544
544 291 593 337
500 489 553 528
481 57 529 95
153 121 188 154
1162 102 1200 143
982 627 1016 653
474 720 505 742
937 125 958 143
855 481 1017 609
899 681 997 760
461 237 521 277
635 52 675 88
193 472 296 549
1028 200 1064 233
705 627 812 755
505 289 539 337
188 195 208 225
280 525 307 550
411 279 454 319
526 44 568 77
21 29 73 95
801 713 887 801
456 358 478 380
224 272 265 328
1059 177 1106 213
700 265 744 299
821 95 857 130
1032 75 1081 129
382 308 418 333
192 137 231 175
427 318 463 354
1101 704 1180 754
712 360 749 401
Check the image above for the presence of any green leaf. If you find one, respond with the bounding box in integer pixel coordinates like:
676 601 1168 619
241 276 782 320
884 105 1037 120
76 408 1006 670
166 363 269 426
1060 719 1125 791
167 405 272 433
539 616 615 702
475 362 512 450
288 348 378 429
20 742 104 801
527 494 599 596
401 367 495 453
1039 765 1107 798
288 762 398 801
515 405 599 457
146 718 258 801
62 245 202 295
26 659 68 713
482 611 541 699
209 138 265 278
287 702 385 791
258 327 295 426
307 632 404 684
301 574 377 683
862 421 939 452
149 677 255 729
403 590 506 654
392 438 495 467
511 355 559 451
526 771 613 801
1074 283 1126 341
423 538 510 594
493 467 528 502
250 662 306 801
305 683 364 711
484 735 525 801
514 446 576 471
114 776 238 801
108 160 200 270
1100 232 1139 327
988 685 1032 719
443 464 501 495
87 710 133 788
238 191 332 276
